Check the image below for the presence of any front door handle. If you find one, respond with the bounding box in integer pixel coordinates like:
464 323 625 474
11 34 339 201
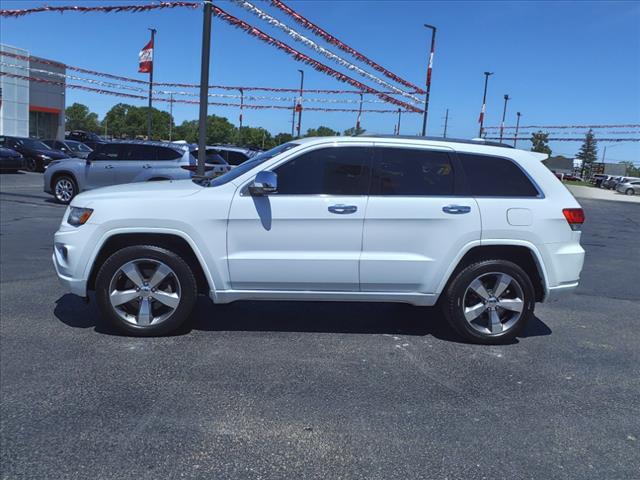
442 205 471 214
328 204 358 214
142 164 152 169
104 164 114 169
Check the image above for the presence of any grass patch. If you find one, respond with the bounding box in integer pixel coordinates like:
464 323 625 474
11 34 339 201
562 180 592 187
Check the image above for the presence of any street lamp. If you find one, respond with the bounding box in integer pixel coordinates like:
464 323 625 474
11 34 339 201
514 112 522 147
296 69 304 138
421 23 437 136
478 71 493 137
499 94 510 143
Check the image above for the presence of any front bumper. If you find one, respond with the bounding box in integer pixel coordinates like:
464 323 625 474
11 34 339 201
52 251 88 297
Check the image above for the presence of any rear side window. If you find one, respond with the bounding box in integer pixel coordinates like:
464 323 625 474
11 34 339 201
275 146 371 195
370 148 455 196
121 145 158 161
156 147 182 160
227 151 248 166
458 153 540 197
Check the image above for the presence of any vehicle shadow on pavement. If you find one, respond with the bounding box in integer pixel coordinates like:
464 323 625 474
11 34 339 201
54 294 552 344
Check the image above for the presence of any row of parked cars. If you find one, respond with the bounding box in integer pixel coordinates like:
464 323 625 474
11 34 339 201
590 174 640 195
0 130 260 203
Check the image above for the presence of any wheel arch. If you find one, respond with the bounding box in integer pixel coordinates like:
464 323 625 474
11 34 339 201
86 232 212 295
50 170 78 191
438 242 548 302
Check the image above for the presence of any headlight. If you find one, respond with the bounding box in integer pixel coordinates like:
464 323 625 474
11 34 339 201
38 154 51 161
67 207 93 227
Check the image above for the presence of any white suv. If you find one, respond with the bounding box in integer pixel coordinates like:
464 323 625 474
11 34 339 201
52 136 585 344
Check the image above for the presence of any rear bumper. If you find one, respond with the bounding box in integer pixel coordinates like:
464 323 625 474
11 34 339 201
0 157 24 170
544 281 579 302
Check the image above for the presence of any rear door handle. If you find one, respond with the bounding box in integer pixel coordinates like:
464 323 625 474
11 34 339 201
328 204 358 214
104 164 114 169
142 164 152 169
442 205 471 214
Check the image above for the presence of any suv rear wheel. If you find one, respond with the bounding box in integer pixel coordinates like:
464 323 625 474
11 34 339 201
443 260 535 344
95 245 198 336
625 188 635 196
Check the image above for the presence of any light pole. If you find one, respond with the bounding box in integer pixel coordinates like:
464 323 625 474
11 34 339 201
499 94 510 143
514 111 522 147
146 28 156 140
355 93 363 133
396 108 402 135
168 92 173 141
478 71 493 137
443 108 449 138
421 23 437 136
196 2 212 178
238 88 244 145
296 69 304 138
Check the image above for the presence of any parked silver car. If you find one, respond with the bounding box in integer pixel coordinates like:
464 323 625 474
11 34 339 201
43 141 198 204
616 179 640 195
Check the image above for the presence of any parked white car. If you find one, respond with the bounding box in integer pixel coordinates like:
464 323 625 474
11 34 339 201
52 136 585 343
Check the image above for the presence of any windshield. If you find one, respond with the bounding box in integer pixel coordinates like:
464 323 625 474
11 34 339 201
21 138 51 150
67 141 92 152
205 142 299 187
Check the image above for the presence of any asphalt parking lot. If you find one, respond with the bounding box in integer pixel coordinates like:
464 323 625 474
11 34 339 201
1 172 639 480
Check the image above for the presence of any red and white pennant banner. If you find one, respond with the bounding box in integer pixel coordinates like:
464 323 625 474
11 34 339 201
138 38 153 73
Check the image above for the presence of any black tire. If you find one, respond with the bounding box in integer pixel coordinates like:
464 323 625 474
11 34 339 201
626 188 635 196
442 259 535 344
52 174 77 204
95 245 198 336
25 157 38 172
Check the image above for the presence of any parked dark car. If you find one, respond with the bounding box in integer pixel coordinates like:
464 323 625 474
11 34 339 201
44 139 93 160
190 146 232 176
0 147 24 173
0 136 69 172
206 145 260 166
65 130 107 150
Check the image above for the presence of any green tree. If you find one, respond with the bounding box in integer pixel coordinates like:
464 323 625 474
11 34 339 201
65 103 100 133
618 161 640 177
240 127 272 149
530 131 552 155
343 126 366 136
304 126 340 137
575 129 598 173
272 132 294 147
102 103 173 140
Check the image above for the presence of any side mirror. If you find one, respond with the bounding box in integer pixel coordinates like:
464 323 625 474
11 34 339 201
249 170 277 196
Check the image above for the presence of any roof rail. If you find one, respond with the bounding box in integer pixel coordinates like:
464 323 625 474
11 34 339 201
358 134 514 149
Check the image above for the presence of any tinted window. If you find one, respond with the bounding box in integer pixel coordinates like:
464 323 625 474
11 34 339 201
156 147 182 160
275 147 371 195
91 144 121 160
457 153 539 197
370 148 454 196
227 151 248 166
121 145 157 161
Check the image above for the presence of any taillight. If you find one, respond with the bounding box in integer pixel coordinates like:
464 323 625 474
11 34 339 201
562 208 585 231
181 165 214 172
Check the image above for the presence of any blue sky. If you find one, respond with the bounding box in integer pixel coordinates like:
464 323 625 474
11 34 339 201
1 0 639 162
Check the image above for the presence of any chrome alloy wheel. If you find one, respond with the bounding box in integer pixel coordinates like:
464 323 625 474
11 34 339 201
462 272 524 335
108 259 181 326
54 178 75 203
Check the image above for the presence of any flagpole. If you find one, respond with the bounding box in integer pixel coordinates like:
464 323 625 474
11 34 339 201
147 28 156 140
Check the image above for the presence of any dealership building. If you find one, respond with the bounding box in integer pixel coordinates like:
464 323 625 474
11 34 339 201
0 44 66 140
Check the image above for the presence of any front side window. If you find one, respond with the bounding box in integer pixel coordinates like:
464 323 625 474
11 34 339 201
458 153 540 197
91 144 121 160
274 146 371 195
370 148 455 196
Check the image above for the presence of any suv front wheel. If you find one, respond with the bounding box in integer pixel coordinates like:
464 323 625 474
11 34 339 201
95 245 198 336
443 260 535 344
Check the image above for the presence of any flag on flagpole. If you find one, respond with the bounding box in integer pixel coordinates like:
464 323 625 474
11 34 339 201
138 38 154 73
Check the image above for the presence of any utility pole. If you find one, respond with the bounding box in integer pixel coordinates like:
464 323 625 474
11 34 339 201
296 69 304 138
499 94 510 143
146 28 156 140
168 92 173 141
238 88 244 145
396 108 402 135
478 71 493 137
104 118 108 138
443 108 449 138
196 2 212 178
421 24 437 136
355 93 363 133
514 111 521 147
